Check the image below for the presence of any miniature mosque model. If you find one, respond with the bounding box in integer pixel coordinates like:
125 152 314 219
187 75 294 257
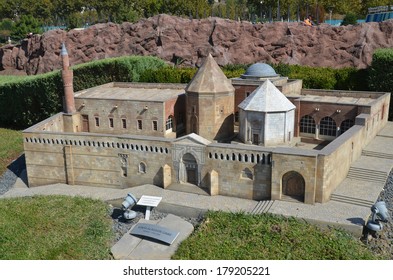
22 44 391 204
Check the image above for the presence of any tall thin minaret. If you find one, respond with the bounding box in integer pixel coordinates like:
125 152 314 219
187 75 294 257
61 43 76 114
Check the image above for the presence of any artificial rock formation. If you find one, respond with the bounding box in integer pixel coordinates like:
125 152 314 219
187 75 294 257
1 14 393 75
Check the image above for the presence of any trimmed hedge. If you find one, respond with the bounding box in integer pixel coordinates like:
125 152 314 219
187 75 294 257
140 63 369 91
72 56 166 90
368 48 393 120
1 51 391 128
0 56 166 128
0 72 63 128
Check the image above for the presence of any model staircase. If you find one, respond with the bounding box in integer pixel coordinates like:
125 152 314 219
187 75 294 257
361 150 393 160
330 193 374 207
346 166 388 183
250 200 275 215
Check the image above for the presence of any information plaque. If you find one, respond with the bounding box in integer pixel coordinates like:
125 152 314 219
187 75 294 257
137 195 162 220
137 195 162 207
130 223 179 245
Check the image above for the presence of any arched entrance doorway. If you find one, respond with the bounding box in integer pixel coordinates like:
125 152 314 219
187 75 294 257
282 171 305 202
181 153 198 185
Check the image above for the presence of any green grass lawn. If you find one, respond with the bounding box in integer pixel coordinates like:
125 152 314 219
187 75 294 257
172 211 381 260
0 128 23 175
0 195 114 260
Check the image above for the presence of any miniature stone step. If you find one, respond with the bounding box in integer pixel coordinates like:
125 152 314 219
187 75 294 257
330 193 374 207
347 167 388 183
362 150 393 160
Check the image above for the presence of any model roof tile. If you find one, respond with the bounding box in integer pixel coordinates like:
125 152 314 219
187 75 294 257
238 80 295 112
185 54 234 94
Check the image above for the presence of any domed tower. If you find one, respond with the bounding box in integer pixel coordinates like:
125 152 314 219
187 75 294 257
185 54 235 141
241 63 280 80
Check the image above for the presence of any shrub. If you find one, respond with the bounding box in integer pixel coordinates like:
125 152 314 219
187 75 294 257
368 48 393 120
287 65 336 89
341 13 358 26
335 67 369 91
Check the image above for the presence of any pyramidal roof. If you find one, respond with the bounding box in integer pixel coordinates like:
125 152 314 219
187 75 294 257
185 54 235 94
238 80 295 112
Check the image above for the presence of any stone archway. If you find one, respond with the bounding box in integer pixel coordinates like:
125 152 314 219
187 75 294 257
180 153 198 185
282 171 305 202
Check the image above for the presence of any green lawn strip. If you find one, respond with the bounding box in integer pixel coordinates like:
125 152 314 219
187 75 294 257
0 128 23 175
0 195 114 260
0 128 23 176
172 211 380 260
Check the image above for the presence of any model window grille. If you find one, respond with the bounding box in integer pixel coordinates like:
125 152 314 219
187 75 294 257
95 117 100 127
300 115 316 134
153 120 158 131
340 119 354 134
320 117 337 136
137 119 142 130
122 119 127 129
166 116 173 131
109 117 114 128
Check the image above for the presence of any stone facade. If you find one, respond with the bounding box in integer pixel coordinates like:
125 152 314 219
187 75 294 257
22 52 391 204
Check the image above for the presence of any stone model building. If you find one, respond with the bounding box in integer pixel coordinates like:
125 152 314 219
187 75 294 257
22 45 391 204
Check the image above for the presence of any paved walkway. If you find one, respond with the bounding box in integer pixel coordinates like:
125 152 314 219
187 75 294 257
2 123 393 238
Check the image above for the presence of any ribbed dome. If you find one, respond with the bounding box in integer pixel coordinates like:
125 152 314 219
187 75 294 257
241 63 278 79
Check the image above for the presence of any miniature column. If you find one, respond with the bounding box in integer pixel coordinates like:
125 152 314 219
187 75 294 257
61 43 76 114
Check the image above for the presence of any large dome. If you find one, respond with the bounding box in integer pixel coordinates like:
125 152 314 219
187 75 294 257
241 63 279 79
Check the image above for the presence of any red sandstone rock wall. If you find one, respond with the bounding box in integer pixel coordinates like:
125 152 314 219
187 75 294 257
1 14 393 75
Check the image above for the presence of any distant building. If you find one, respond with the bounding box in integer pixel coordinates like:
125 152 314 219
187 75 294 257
23 45 391 204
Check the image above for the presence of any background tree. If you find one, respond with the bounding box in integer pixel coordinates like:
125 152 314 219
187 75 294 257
11 15 42 40
0 18 13 42
341 13 358 26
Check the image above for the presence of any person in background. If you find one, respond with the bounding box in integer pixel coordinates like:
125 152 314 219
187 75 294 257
304 15 315 26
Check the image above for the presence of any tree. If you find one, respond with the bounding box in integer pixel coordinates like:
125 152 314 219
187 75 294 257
0 18 14 42
341 13 357 25
11 15 42 40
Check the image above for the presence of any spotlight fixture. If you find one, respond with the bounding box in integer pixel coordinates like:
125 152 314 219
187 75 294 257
366 201 389 232
121 193 138 220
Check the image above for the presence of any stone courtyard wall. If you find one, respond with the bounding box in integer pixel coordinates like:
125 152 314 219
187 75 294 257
23 131 173 188
204 143 273 200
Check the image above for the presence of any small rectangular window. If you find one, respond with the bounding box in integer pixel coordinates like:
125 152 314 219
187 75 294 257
109 117 114 128
153 120 158 131
122 119 127 129
137 119 142 130
95 117 100 127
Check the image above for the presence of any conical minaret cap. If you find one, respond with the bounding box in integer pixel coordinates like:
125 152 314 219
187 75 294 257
61 43 68 56
186 54 234 94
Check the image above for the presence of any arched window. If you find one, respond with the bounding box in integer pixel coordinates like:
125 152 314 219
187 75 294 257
340 119 354 134
320 117 337 136
166 116 173 131
139 162 146 173
300 115 316 134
